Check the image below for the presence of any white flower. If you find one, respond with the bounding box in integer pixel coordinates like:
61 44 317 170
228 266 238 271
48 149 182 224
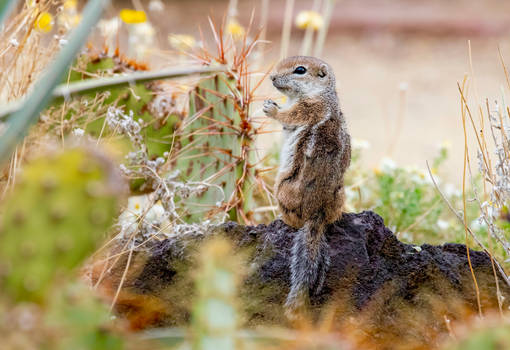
352 138 371 150
72 128 85 137
436 220 449 230
9 38 19 47
126 194 150 215
438 140 451 151
119 194 167 227
471 218 487 232
145 202 166 222
97 17 120 39
132 22 155 39
380 157 396 173
295 11 323 30
444 183 461 197
148 0 164 12
128 22 155 58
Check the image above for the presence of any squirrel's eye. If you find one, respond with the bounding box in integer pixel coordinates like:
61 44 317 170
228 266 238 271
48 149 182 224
293 66 307 75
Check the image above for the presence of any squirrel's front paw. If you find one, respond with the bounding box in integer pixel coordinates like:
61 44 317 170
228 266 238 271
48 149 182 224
263 99 279 118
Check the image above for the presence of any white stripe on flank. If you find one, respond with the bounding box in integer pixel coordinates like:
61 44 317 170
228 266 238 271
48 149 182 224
305 114 331 157
279 125 307 174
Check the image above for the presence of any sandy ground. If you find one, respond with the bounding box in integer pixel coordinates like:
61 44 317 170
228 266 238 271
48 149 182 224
114 0 510 184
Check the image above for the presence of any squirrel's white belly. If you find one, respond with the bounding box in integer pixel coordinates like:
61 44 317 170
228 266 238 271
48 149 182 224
279 125 306 174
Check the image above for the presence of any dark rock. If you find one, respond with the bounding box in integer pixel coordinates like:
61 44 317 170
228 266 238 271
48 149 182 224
109 211 510 347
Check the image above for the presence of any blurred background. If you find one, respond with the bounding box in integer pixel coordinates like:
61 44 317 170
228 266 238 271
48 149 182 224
101 0 510 184
3 2 510 348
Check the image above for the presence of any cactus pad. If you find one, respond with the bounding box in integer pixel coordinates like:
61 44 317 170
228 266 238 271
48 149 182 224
0 148 123 302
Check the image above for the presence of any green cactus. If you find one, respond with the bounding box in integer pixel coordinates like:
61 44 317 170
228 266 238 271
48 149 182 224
444 321 510 350
62 55 260 222
46 282 124 350
0 148 122 303
178 72 255 222
191 238 243 350
45 42 264 223
66 54 182 161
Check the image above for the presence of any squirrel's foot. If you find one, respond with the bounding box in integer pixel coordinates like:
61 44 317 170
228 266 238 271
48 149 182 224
263 99 279 118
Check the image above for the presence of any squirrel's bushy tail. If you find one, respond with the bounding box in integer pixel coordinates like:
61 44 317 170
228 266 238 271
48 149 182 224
285 214 330 317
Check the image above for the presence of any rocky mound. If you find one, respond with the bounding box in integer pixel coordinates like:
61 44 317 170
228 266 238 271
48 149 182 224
105 211 510 348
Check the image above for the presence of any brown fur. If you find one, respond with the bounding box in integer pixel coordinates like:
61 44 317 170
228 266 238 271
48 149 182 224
264 56 351 229
264 56 351 317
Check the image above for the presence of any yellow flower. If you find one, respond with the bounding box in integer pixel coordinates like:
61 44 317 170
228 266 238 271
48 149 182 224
119 9 147 24
34 12 53 33
63 0 77 10
295 10 324 30
168 34 196 51
226 18 245 39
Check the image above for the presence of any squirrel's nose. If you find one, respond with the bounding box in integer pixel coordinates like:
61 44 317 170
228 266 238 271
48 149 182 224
270 74 277 82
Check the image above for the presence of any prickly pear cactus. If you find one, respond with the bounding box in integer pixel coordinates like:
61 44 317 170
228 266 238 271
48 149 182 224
179 73 255 221
46 282 125 350
68 53 182 160
0 148 123 303
191 238 243 350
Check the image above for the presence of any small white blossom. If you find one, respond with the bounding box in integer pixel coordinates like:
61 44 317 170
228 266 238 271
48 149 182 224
471 218 487 232
97 17 120 38
148 0 164 12
436 220 449 230
352 138 371 150
438 140 451 151
444 183 461 197
72 128 85 137
380 157 396 173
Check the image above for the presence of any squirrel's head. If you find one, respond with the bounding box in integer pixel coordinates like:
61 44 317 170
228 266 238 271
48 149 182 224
270 56 336 99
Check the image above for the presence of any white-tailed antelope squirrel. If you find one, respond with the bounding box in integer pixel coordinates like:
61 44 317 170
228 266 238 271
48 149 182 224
263 56 351 318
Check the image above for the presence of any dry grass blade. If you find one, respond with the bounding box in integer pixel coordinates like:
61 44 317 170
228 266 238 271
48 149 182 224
460 78 483 317
426 161 510 289
0 0 107 163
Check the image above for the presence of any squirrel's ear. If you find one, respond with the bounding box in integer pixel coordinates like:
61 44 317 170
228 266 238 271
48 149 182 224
318 64 327 78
